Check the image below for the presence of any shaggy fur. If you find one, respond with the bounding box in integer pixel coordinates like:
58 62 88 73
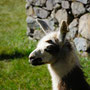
59 66 90 90
29 20 90 90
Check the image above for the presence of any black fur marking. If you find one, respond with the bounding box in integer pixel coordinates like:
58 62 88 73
46 40 56 45
45 45 59 55
60 66 90 90
45 40 59 54
45 40 72 55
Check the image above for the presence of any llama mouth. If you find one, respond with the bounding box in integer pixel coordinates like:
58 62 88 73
30 58 44 66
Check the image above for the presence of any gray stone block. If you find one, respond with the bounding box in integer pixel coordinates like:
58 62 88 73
71 2 86 17
26 0 46 6
55 9 68 25
69 19 78 29
26 6 34 16
46 0 54 10
66 27 78 40
77 0 88 4
61 1 70 9
79 13 90 40
34 7 50 19
74 37 90 52
34 0 46 6
26 16 39 29
53 0 62 5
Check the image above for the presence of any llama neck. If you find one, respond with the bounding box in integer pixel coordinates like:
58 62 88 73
48 64 89 90
48 52 78 90
48 62 76 90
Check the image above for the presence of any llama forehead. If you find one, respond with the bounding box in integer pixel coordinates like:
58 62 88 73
37 32 58 49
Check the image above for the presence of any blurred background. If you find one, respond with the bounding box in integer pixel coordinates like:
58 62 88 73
0 0 90 90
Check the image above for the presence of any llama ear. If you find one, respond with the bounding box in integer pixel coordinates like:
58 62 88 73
36 19 52 34
59 21 68 42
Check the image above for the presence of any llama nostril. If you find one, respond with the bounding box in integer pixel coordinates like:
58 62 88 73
29 56 35 61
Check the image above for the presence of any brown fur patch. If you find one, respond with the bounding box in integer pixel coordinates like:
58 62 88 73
58 81 69 90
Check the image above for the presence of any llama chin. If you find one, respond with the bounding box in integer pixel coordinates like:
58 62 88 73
29 20 90 90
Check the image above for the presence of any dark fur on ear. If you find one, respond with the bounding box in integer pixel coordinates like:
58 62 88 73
36 19 52 34
60 21 68 35
59 21 69 42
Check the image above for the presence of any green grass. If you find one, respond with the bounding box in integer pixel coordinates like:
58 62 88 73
80 57 90 83
0 58 51 90
0 0 90 90
0 0 51 89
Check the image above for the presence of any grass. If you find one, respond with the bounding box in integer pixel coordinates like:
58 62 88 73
0 0 90 90
0 0 51 89
80 57 90 83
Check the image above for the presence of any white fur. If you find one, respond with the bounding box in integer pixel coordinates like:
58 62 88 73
48 64 60 90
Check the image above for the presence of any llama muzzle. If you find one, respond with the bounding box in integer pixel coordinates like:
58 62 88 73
29 56 44 66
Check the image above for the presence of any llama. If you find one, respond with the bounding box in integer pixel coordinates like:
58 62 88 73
29 20 90 90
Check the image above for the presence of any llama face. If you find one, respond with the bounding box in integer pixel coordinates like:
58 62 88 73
29 20 69 66
29 32 60 65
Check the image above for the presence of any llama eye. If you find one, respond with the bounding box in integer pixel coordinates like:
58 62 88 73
46 40 54 44
45 45 59 54
45 45 53 52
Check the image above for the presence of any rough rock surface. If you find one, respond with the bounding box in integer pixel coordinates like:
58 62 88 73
55 9 68 24
67 27 78 40
79 13 90 40
61 1 70 9
74 37 90 52
26 6 34 16
46 0 54 10
26 16 39 30
34 0 46 6
77 0 88 4
26 0 90 55
26 0 46 6
71 2 86 17
34 7 50 18
69 19 78 29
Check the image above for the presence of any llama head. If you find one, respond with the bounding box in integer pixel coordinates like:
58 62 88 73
29 20 72 66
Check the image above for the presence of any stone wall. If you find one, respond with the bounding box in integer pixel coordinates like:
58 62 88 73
25 0 90 56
